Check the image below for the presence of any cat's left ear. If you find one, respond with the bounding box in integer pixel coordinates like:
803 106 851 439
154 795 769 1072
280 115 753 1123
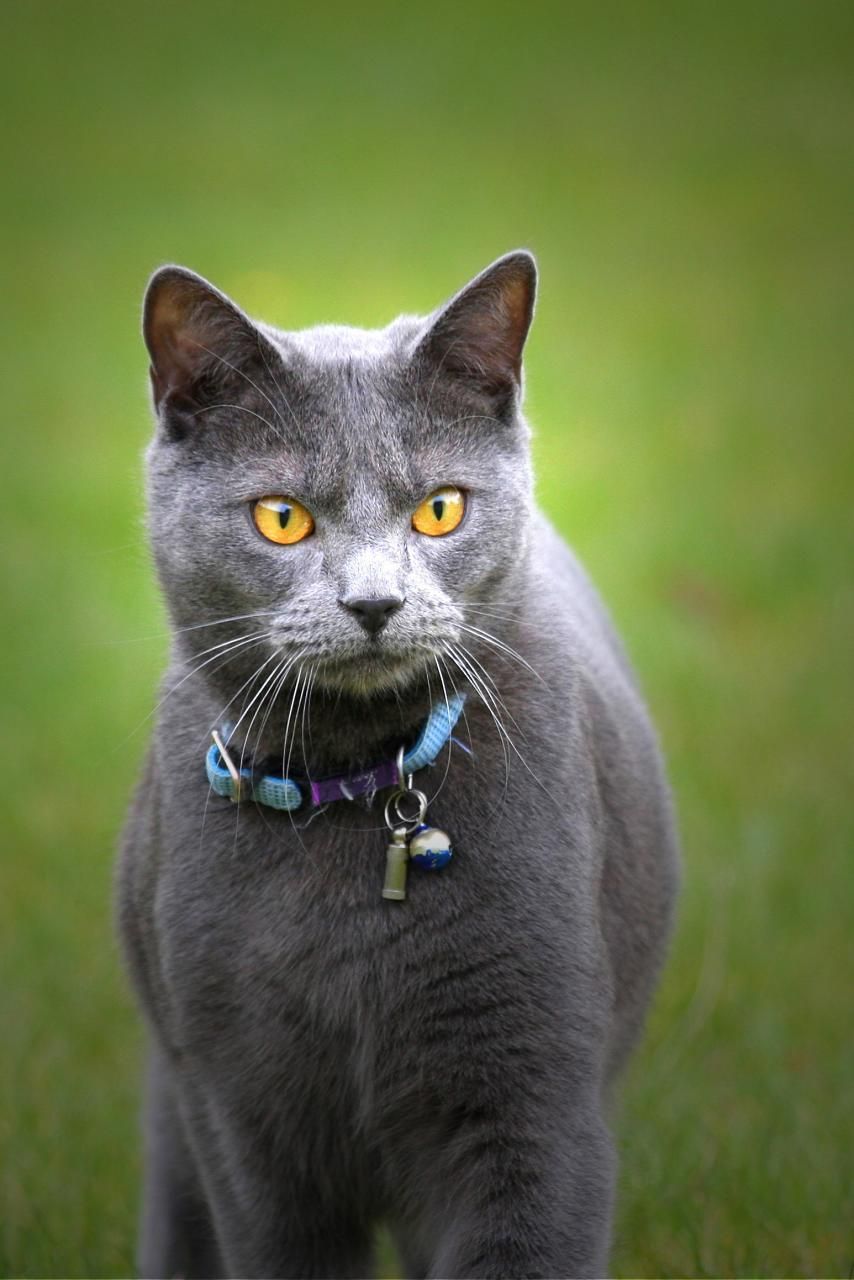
415 251 537 409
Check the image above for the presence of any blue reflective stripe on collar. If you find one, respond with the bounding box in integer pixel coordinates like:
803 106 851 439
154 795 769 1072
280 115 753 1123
205 691 466 811
205 746 303 810
402 691 466 774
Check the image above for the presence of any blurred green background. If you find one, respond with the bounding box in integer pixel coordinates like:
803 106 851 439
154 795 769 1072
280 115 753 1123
2 1 852 1276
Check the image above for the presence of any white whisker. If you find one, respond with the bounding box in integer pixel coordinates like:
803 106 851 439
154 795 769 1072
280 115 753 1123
457 621 548 686
454 641 528 744
444 648 511 807
204 650 281 748
232 659 293 777
446 644 559 810
115 632 270 753
188 338 289 437
427 657 459 807
254 333 302 434
188 403 282 433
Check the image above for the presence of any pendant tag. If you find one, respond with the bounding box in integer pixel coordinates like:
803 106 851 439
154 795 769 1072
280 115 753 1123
382 827 410 901
381 749 454 900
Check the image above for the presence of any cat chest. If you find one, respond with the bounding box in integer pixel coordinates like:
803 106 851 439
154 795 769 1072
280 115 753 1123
149 831 566 1066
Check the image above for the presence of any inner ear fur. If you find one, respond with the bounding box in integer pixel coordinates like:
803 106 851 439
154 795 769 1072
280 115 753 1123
415 251 537 404
143 265 269 418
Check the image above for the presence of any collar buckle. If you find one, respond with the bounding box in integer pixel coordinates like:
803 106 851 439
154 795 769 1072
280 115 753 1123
211 730 246 804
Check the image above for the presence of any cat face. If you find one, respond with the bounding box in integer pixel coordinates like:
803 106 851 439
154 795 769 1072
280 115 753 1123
144 254 536 697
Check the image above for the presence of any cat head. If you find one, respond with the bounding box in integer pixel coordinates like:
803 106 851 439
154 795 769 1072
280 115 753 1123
143 252 537 699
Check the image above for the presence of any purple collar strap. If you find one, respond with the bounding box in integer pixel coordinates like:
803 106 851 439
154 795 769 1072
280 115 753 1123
205 692 466 811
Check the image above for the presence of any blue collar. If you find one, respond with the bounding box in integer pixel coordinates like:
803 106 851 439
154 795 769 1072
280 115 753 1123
205 692 466 812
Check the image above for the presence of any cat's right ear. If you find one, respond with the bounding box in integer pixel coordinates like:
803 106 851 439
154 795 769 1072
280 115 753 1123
413 251 537 415
143 266 266 435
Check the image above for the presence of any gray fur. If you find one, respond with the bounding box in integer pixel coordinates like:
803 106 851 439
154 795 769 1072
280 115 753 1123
117 251 679 1279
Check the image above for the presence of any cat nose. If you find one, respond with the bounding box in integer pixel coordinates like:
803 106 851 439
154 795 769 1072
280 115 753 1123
339 595 405 636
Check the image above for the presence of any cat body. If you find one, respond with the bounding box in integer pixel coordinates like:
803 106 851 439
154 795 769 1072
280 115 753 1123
117 253 679 1279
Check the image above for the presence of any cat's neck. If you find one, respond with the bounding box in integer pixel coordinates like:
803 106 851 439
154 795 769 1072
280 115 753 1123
196 667 448 780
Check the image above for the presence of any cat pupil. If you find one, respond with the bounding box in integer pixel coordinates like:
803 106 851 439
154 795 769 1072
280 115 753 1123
432 498 444 521
278 505 291 529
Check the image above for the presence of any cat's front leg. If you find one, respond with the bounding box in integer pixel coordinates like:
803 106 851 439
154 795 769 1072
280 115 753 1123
138 1048 225 1280
426 1105 616 1280
393 1092 614 1280
171 1071 376 1280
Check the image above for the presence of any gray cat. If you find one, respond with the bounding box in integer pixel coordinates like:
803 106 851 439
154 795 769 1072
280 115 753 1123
117 251 679 1280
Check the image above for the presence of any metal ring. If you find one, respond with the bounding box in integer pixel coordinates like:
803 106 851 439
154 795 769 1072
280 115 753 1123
384 787 428 832
396 742 414 788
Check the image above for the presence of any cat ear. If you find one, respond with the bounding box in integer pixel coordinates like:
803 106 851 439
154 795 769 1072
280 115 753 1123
143 265 267 424
415 251 537 407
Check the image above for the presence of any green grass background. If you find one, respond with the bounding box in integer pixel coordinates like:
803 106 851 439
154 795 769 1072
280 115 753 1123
2 1 852 1275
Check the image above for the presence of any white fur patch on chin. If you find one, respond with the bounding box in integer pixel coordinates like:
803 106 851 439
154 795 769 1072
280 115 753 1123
314 650 427 697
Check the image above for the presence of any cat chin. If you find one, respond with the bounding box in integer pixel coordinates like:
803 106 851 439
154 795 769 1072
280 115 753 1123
312 650 429 699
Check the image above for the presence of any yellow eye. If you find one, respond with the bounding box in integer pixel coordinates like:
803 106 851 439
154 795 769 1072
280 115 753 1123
412 485 466 537
252 496 315 545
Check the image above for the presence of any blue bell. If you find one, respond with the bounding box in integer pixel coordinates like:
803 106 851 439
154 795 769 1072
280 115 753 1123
408 823 453 870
